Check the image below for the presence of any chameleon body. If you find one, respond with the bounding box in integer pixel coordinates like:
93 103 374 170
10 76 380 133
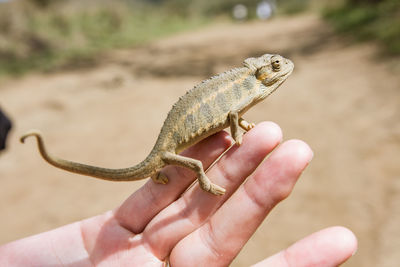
21 54 294 195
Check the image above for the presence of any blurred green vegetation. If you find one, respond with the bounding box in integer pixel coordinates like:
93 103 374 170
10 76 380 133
0 0 206 76
276 0 310 14
0 0 314 76
324 0 400 55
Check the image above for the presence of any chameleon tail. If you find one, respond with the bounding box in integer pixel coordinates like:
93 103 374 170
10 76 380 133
20 130 160 181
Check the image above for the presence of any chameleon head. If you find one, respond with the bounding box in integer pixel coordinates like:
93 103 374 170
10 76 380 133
244 54 294 89
255 54 294 88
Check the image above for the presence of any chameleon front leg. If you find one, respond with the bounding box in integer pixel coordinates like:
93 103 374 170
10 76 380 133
228 111 242 145
229 116 256 145
161 152 226 196
229 97 256 145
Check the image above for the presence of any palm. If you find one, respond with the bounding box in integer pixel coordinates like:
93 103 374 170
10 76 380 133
0 122 356 266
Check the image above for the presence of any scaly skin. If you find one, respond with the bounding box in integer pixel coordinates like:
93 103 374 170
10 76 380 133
21 54 294 195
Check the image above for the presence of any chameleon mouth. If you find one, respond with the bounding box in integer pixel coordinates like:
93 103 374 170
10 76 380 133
262 69 292 86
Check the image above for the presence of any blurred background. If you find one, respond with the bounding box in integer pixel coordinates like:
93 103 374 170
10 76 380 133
0 0 399 266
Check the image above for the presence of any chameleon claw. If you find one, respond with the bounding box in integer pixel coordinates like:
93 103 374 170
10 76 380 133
238 118 256 131
235 134 243 146
151 172 169 184
209 183 226 196
198 174 226 195
242 123 255 132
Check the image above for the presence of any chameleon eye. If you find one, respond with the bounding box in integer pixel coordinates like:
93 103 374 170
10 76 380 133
271 56 281 72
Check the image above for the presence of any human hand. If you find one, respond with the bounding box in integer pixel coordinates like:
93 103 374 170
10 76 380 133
0 122 357 266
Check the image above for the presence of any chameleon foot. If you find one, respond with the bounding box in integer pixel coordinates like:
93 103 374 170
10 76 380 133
239 118 256 131
234 133 243 146
198 174 226 195
151 171 169 184
208 183 226 196
246 122 256 131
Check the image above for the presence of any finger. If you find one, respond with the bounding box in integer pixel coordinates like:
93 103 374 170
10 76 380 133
143 122 282 259
170 139 312 266
252 226 358 267
114 131 232 233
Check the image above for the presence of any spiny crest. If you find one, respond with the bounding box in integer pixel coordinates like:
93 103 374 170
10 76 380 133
182 67 244 98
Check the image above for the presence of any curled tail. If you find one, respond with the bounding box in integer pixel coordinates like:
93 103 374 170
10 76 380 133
20 130 162 181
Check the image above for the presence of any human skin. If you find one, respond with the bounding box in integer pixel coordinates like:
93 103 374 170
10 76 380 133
0 122 357 266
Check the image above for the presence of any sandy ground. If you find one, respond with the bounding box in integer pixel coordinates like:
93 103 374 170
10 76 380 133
0 15 399 266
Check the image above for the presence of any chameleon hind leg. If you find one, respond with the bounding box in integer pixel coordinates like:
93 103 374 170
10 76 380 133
161 152 226 196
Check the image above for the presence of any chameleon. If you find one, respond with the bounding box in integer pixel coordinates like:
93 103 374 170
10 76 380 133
20 54 294 196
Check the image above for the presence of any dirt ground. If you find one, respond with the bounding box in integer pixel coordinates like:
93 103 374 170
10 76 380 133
0 15 399 266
